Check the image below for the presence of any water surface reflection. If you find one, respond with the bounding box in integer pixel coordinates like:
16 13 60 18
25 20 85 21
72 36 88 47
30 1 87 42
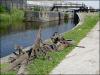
0 20 75 57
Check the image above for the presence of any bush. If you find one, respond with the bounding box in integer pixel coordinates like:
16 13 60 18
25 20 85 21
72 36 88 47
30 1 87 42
0 13 11 22
0 8 24 22
0 5 6 13
10 8 24 22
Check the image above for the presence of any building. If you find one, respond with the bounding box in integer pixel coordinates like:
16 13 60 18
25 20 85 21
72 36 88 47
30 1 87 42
0 0 27 10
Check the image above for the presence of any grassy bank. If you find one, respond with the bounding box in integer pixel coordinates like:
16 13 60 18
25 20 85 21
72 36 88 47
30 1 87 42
0 8 24 23
0 13 99 75
0 63 16 75
27 13 99 74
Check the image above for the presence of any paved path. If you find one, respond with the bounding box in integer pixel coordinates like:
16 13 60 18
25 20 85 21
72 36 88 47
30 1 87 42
50 22 99 74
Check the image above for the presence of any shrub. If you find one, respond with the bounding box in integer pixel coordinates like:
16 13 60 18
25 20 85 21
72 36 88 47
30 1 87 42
10 8 24 22
0 8 24 22
0 5 6 13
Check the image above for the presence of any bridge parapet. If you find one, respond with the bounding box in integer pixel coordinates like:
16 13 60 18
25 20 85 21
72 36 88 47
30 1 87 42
51 3 88 12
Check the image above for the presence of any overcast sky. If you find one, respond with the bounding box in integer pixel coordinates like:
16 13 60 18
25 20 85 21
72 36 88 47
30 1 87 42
27 0 99 9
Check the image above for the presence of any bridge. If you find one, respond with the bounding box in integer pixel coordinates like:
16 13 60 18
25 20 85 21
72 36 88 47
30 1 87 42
25 2 88 22
50 3 88 12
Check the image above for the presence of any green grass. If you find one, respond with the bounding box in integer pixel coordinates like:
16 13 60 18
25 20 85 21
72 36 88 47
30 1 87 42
0 63 16 75
0 8 24 23
0 71 16 75
0 63 9 69
0 71 17 75
0 13 99 75
27 13 99 74
27 47 75 74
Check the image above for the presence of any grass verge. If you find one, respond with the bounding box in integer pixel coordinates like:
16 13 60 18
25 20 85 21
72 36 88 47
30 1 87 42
0 13 99 75
0 8 24 23
0 63 16 75
27 13 99 74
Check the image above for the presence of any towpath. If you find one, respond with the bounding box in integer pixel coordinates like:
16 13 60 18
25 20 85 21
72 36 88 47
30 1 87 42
50 22 99 74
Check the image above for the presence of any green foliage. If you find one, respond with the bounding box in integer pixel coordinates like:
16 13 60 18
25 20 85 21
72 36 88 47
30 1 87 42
10 8 24 22
0 13 11 22
27 13 99 74
0 8 24 22
0 5 6 13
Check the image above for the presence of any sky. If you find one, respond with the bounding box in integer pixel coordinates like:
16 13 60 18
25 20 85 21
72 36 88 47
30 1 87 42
65 0 99 9
27 0 99 9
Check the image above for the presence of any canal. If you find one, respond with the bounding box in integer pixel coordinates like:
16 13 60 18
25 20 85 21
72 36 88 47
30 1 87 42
0 19 76 58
